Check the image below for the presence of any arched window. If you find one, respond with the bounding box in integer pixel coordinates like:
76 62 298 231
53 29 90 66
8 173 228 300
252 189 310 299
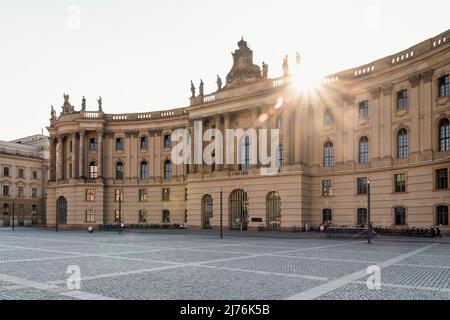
116 162 124 180
357 208 368 225
89 161 98 179
140 161 148 180
2 203 9 214
436 205 448 226
164 160 171 180
359 137 369 164
322 208 332 224
324 142 334 167
394 207 406 226
397 129 409 158
439 118 449 151
239 136 251 171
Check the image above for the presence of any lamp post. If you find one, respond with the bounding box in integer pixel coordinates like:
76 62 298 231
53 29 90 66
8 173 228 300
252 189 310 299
220 188 223 239
12 200 15 231
118 193 123 235
55 159 59 232
367 179 372 244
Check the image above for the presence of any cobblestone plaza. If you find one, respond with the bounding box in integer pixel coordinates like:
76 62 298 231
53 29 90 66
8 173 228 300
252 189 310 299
0 229 449 300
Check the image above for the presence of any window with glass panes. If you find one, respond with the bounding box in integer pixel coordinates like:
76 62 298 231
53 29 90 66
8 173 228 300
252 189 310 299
357 208 368 225
395 207 406 226
359 100 369 119
86 189 95 201
162 210 170 223
436 168 448 190
139 189 148 202
115 189 124 202
322 180 332 196
85 210 95 222
439 119 449 151
116 138 124 150
322 209 332 224
395 174 406 193
437 205 449 226
397 129 409 158
397 90 408 111
140 136 148 149
357 177 368 195
162 188 170 201
324 142 334 167
438 75 449 97
359 137 369 164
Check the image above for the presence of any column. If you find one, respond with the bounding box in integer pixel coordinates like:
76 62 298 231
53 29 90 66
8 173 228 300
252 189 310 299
98 130 104 178
189 121 195 173
223 113 231 171
215 114 223 171
421 70 433 153
294 103 302 164
57 135 64 180
49 136 57 181
282 107 291 165
370 88 381 160
409 74 420 154
71 132 78 179
382 85 393 158
79 130 85 178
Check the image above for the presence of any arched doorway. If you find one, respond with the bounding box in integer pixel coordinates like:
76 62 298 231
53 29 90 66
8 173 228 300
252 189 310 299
229 189 248 230
56 197 68 225
266 192 281 230
201 194 213 229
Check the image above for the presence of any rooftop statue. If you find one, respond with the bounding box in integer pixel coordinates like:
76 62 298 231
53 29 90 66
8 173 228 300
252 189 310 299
283 55 289 76
61 93 74 114
190 80 196 98
216 75 223 91
50 106 57 120
199 79 204 96
81 96 86 111
97 96 102 111
225 37 262 88
296 52 302 65
262 62 268 79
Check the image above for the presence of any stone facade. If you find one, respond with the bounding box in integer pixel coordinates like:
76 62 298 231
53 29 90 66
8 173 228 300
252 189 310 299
0 135 49 226
46 31 450 231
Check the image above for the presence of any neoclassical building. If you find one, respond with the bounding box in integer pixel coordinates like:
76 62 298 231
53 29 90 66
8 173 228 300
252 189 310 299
0 135 49 227
46 30 450 231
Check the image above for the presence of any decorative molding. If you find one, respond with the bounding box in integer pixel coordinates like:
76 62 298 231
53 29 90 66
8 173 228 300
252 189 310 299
408 74 420 88
343 94 355 105
125 131 139 138
370 88 381 99
383 85 393 96
420 69 434 83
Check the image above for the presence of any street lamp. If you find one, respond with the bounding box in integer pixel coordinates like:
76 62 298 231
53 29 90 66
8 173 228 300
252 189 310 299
118 190 123 234
55 159 59 232
367 179 372 244
12 200 15 232
220 188 223 239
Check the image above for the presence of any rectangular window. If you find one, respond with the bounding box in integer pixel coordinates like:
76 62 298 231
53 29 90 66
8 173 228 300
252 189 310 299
324 107 334 126
395 174 406 193
438 75 449 97
32 170 38 180
322 180 332 196
18 169 24 179
86 189 96 201
3 185 9 197
89 138 98 151
86 210 96 223
140 136 148 149
139 189 148 202
162 210 170 223
436 168 449 190
18 187 24 198
162 188 170 201
32 188 38 199
359 100 369 119
116 138 124 150
115 189 124 202
3 167 10 177
397 90 408 111
164 134 172 149
357 177 368 195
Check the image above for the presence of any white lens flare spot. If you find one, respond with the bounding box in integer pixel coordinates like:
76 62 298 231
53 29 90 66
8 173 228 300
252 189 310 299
292 60 322 92
275 97 284 110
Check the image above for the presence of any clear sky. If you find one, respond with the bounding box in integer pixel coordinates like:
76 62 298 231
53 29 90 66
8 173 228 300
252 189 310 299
0 0 449 141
